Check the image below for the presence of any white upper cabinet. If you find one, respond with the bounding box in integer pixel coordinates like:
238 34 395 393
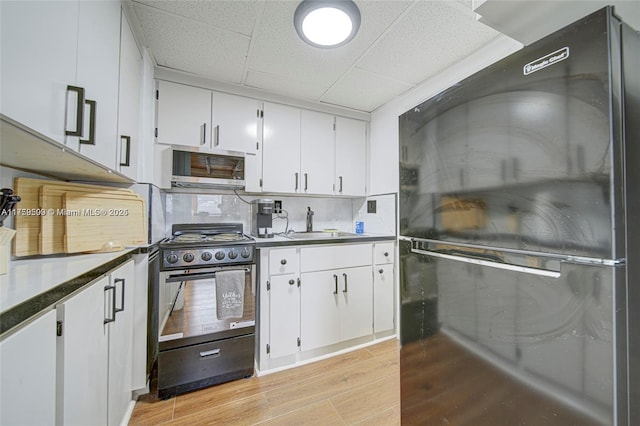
1 1 129 174
73 1 121 167
262 102 301 193
156 80 212 147
335 117 367 196
212 91 260 153
116 10 143 181
300 110 335 195
0 1 78 144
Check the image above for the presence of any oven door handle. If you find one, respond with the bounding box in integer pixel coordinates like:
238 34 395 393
199 348 221 358
165 267 251 283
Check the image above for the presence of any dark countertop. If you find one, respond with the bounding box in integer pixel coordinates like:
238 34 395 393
253 233 396 248
0 248 146 336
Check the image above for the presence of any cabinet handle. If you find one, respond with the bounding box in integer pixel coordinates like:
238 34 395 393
119 135 131 167
304 173 308 191
280 259 287 265
295 173 299 191
214 125 220 147
384 252 389 257
200 348 220 358
103 284 116 324
342 273 348 293
65 85 85 137
114 278 126 314
333 274 338 295
79 99 96 145
201 123 207 145
289 279 295 285
379 269 384 274
339 176 343 193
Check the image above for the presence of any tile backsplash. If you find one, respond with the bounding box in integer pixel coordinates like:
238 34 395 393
165 192 397 236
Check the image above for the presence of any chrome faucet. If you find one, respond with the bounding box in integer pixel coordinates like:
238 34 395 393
306 206 314 232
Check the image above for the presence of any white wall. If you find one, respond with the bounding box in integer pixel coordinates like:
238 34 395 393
368 35 522 196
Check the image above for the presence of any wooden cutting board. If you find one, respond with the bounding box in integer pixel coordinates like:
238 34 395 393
13 178 43 256
13 178 138 256
63 192 146 253
39 184 139 255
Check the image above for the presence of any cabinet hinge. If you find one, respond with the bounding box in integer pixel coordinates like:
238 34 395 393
155 128 158 138
266 344 270 354
259 178 263 188
297 337 301 347
297 277 301 287
267 280 270 291
56 320 63 337
333 122 336 131
257 109 260 118
156 90 159 100
256 141 259 151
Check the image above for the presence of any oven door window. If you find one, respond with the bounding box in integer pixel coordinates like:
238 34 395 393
160 268 255 341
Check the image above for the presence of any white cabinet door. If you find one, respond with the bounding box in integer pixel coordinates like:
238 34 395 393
116 10 143 180
75 0 121 167
335 117 366 196
58 276 110 426
262 102 301 193
156 80 212 147
374 264 394 333
107 260 135 426
212 91 260 153
300 110 335 195
0 310 56 426
0 1 78 144
269 274 300 359
300 270 340 351
338 266 373 341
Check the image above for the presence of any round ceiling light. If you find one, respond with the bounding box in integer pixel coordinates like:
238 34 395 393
294 0 361 48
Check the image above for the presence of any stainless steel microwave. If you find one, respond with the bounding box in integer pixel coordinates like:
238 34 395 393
171 146 245 189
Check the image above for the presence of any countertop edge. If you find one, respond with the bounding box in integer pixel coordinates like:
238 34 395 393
254 235 396 248
0 250 138 337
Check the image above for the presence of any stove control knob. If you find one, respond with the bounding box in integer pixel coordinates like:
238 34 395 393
201 251 213 262
183 253 195 263
167 254 179 264
228 249 238 260
215 251 225 261
241 248 251 258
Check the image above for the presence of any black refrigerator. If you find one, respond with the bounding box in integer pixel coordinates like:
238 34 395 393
398 7 639 425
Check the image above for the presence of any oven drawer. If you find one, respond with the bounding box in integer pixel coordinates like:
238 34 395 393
158 333 254 398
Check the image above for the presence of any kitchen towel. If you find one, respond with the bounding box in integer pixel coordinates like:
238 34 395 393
215 269 245 319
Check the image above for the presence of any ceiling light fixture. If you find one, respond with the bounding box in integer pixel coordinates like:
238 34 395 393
294 0 361 48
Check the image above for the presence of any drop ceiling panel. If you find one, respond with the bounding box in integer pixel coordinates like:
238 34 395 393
321 68 414 112
245 70 328 101
133 3 250 84
356 1 500 84
133 0 260 36
248 1 412 89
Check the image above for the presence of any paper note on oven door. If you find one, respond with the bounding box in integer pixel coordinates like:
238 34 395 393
230 320 255 329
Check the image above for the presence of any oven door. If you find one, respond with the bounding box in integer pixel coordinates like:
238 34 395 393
158 264 255 350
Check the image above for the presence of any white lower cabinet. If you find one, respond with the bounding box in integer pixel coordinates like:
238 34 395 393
57 259 135 426
259 242 395 373
0 310 57 426
268 274 300 359
299 265 373 349
373 242 395 333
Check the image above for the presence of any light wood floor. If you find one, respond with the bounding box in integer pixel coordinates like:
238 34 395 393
129 339 400 425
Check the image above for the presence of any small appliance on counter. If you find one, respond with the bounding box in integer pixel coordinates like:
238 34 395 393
250 199 274 238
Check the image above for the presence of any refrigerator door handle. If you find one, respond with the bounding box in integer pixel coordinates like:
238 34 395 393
411 248 561 278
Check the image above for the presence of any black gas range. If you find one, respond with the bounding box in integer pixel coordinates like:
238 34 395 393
159 223 255 270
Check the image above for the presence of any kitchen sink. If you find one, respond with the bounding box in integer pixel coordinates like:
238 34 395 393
283 231 360 240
